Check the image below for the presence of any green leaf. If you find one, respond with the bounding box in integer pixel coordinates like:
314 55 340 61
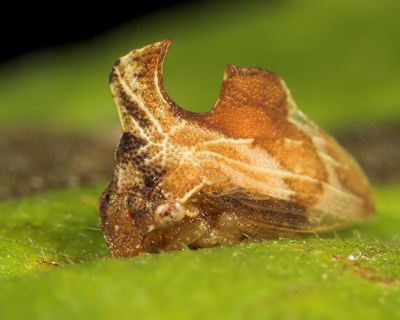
0 187 109 277
0 185 399 319
1 1 399 319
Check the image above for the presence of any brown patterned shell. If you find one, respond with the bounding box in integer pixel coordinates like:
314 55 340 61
99 39 374 257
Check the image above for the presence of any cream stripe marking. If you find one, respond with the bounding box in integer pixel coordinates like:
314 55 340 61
312 136 327 145
197 150 362 202
160 136 169 167
153 54 172 118
284 138 303 146
312 136 342 167
318 152 341 167
199 137 254 147
114 67 165 135
122 115 152 141
220 165 295 199
168 121 187 135
113 85 129 133
179 182 205 203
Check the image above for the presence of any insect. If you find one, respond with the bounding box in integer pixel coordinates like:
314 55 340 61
99 39 374 257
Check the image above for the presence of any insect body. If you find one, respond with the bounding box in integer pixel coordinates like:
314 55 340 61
99 39 374 257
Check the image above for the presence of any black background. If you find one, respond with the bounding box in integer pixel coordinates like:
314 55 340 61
0 1 200 63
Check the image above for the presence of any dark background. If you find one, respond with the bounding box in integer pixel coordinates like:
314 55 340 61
0 1 199 63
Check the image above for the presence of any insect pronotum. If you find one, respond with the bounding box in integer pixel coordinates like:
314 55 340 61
99 39 374 257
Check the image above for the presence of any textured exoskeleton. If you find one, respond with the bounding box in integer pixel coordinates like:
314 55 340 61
99 40 374 257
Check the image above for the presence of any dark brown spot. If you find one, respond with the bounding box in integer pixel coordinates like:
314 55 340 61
118 87 152 129
116 132 147 163
109 69 118 84
99 191 110 222
144 174 159 188
113 58 121 67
